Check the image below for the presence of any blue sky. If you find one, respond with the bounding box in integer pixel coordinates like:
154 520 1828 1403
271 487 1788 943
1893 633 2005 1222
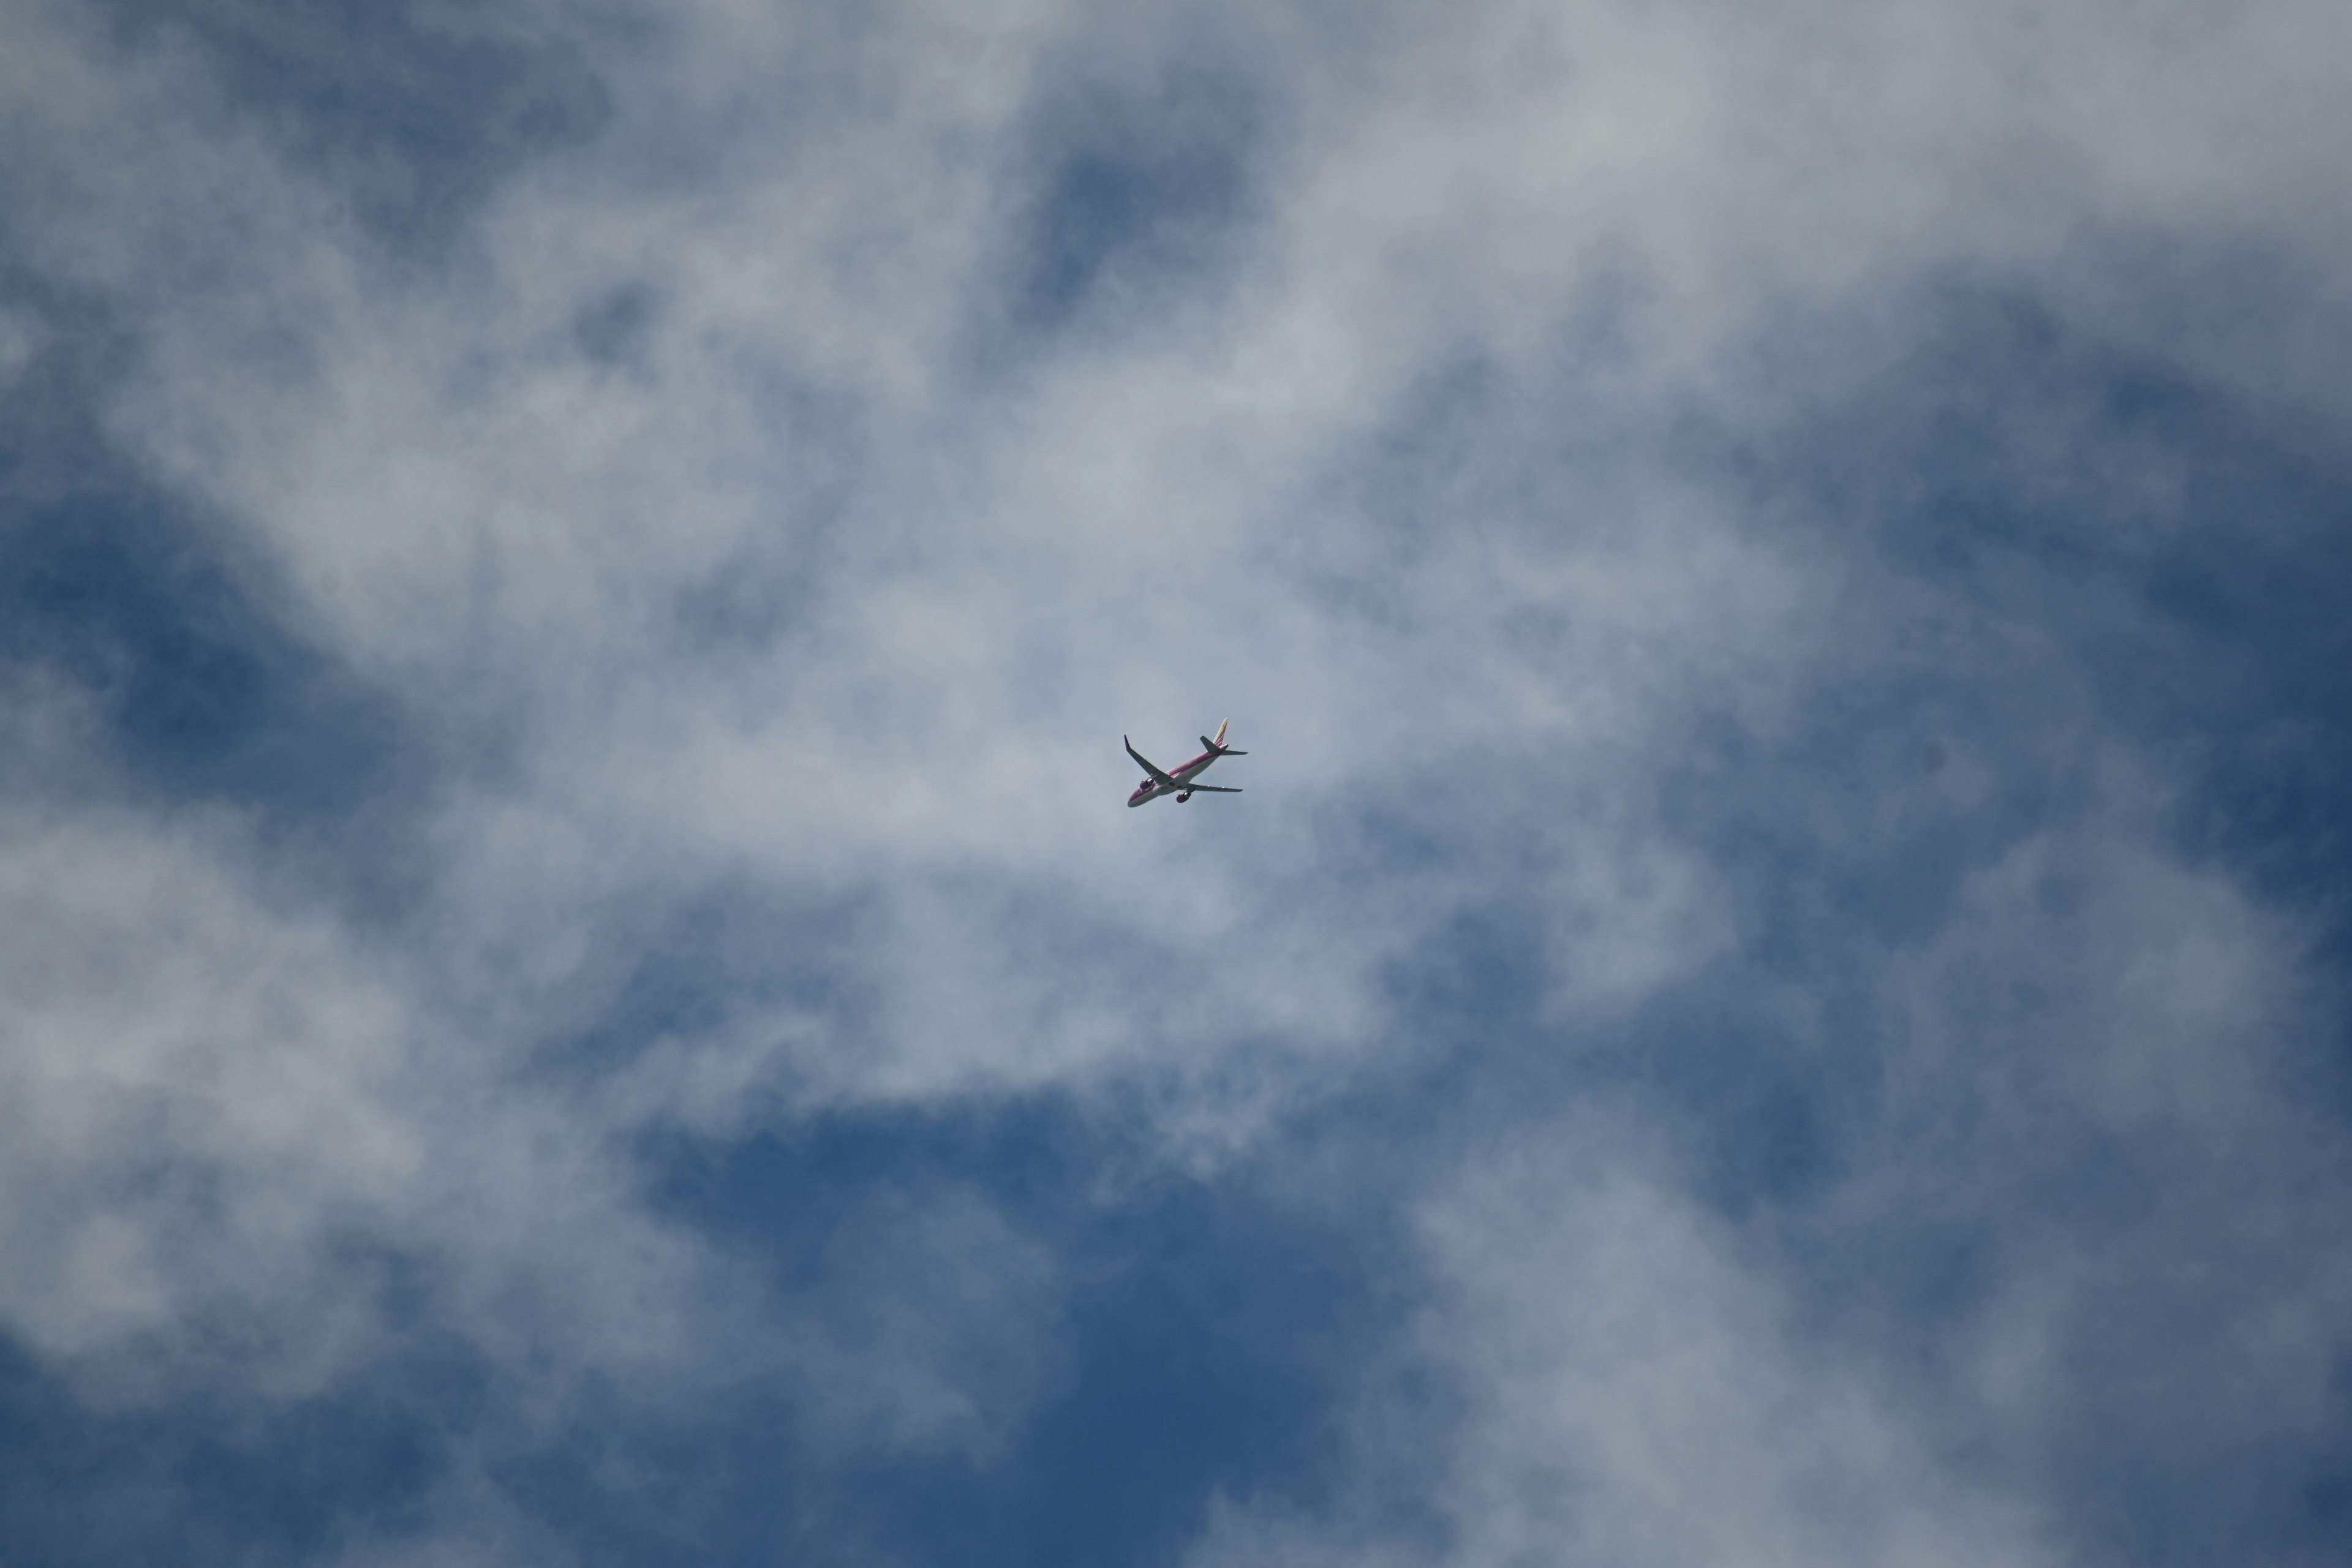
4 1 2351 1564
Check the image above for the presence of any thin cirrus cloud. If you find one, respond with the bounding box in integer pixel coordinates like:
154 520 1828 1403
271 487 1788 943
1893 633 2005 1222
1 0 2349 1564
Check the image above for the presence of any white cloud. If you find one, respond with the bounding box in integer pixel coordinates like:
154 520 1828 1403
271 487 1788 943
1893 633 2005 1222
1409 1139 2053 1568
1191 760 2352 1566
0 777 756 1402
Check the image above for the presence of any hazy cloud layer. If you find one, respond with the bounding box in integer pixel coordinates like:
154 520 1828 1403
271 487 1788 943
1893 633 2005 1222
2 0 2348 1562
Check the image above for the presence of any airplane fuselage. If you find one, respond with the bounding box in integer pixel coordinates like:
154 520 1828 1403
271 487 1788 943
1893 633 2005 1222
1127 744 1225 806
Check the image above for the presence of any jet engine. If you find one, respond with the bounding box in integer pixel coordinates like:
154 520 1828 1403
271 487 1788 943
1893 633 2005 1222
1177 791 1192 802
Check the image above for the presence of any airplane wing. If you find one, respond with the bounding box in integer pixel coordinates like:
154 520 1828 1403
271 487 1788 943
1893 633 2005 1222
1125 736 1180 787
1180 784 1242 793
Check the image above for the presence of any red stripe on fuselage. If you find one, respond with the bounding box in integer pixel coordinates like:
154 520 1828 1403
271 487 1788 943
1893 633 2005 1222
1126 744 1224 804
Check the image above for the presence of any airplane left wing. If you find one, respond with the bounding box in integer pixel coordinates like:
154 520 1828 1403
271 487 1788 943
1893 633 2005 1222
1124 736 1180 786
1180 784 1242 793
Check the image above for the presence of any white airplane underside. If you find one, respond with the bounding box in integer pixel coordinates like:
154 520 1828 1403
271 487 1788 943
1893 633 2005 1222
1126 720 1247 807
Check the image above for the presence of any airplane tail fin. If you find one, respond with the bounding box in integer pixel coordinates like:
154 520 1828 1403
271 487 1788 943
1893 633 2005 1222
1204 719 1248 755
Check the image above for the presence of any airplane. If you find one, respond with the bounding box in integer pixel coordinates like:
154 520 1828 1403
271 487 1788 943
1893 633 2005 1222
1126 720 1247 807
